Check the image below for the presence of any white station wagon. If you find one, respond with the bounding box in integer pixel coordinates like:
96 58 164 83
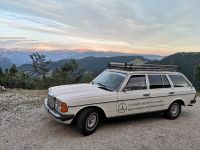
44 62 197 135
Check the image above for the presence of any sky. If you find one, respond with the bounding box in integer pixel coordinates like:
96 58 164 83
0 0 200 55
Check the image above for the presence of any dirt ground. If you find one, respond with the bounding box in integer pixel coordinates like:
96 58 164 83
0 89 200 150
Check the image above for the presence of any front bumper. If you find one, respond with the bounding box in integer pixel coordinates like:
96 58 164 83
190 99 196 104
44 98 74 122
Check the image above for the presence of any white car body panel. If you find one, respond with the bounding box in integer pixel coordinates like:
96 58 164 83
45 69 197 124
49 84 117 118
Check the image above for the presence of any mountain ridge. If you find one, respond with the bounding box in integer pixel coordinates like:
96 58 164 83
0 56 13 70
147 52 200 89
18 55 148 75
0 48 163 66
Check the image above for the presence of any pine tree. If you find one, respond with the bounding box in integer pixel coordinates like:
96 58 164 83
9 64 18 76
197 65 200 80
30 53 50 80
0 67 3 77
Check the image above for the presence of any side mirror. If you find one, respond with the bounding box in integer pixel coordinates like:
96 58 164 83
123 88 127 92
123 86 130 92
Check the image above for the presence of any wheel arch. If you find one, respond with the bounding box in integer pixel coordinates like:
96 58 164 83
169 99 185 107
72 105 106 123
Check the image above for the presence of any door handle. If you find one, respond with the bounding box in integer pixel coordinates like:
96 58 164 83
143 93 150 97
169 92 174 95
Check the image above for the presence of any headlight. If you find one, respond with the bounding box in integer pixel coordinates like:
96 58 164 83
55 99 68 113
55 99 61 112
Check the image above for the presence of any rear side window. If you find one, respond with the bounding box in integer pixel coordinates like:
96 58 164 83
148 75 163 89
169 75 190 87
126 75 147 90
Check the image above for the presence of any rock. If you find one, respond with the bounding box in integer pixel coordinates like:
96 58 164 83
0 86 6 91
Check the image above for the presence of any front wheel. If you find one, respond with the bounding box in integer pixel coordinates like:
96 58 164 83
77 108 100 136
165 102 181 119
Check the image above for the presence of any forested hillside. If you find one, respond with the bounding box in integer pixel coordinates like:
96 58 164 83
55 56 147 75
18 56 148 75
1 52 200 90
0 54 148 89
148 52 200 89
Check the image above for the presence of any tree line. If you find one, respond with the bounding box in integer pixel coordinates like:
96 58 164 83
0 53 93 89
0 52 200 90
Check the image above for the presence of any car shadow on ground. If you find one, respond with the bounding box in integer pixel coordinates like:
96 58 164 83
105 111 165 124
50 110 191 137
66 112 164 136
103 109 191 125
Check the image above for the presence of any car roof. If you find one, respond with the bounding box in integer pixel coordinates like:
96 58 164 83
106 69 183 75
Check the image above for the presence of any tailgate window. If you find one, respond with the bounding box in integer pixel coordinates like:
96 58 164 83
169 75 190 87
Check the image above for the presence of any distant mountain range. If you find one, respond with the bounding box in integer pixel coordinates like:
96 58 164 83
0 57 13 70
1 49 200 89
16 52 200 90
0 48 163 66
18 56 148 75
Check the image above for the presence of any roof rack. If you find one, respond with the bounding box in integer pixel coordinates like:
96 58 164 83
108 62 179 72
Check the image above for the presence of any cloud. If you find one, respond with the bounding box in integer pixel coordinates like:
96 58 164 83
0 9 74 36
0 36 37 43
0 0 200 54
0 36 38 49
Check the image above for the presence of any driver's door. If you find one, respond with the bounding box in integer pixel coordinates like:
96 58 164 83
117 75 150 116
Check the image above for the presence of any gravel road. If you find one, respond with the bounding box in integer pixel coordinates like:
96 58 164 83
0 90 200 150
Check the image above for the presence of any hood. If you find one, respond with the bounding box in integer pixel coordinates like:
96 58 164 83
48 83 117 105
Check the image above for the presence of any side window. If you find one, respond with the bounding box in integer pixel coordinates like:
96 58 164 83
162 75 171 88
169 75 190 87
126 75 147 90
148 75 163 89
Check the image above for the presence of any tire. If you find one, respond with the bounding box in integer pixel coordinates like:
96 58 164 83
77 108 100 136
165 102 181 119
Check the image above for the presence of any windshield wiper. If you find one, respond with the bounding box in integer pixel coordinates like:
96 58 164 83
98 86 114 91
96 82 114 91
96 82 106 87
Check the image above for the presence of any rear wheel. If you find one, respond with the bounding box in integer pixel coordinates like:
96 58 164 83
77 108 100 136
165 102 181 119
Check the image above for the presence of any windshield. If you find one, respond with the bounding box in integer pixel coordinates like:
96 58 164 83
92 70 127 91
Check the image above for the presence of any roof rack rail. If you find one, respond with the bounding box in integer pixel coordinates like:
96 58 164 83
108 62 179 72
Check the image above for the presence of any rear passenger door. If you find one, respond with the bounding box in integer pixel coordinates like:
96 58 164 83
148 75 172 112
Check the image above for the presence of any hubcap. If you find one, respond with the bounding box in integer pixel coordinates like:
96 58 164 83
86 112 98 130
170 103 179 116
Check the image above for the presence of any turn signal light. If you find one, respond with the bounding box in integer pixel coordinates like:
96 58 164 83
60 102 68 112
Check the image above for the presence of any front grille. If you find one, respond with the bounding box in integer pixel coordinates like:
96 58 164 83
47 95 55 109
